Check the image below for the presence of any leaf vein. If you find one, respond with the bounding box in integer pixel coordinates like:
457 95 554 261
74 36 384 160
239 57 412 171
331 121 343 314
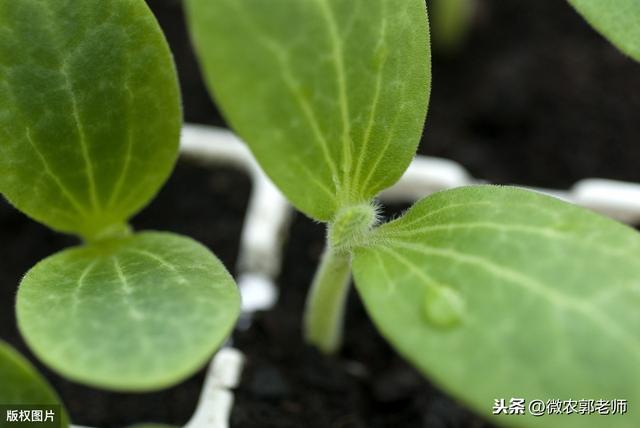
353 13 388 194
386 221 636 262
59 58 100 212
315 0 354 190
24 127 89 216
71 259 99 315
381 239 640 356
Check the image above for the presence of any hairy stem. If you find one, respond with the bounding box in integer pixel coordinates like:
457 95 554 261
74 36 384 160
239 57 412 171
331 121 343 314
304 245 352 354
304 203 378 354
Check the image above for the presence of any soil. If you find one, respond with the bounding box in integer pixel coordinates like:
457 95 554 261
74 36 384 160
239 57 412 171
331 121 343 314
1 0 639 427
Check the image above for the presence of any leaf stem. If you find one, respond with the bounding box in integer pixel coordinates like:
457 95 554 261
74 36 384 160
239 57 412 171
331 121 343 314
83 222 133 244
304 203 378 353
304 244 352 354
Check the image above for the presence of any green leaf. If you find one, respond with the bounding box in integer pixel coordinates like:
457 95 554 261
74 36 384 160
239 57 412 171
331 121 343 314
352 186 640 428
568 0 640 62
186 0 430 221
0 0 182 239
16 232 240 392
0 340 69 427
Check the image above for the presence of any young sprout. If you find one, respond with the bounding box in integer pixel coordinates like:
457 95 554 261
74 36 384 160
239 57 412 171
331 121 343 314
187 0 640 427
0 0 240 391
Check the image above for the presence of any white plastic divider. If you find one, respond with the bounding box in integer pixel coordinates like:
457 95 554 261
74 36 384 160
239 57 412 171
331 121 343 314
72 124 640 428
180 124 291 325
183 348 245 428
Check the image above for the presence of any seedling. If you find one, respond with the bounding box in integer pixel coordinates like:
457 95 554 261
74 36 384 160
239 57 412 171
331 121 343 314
1 0 639 425
187 0 640 427
0 0 240 391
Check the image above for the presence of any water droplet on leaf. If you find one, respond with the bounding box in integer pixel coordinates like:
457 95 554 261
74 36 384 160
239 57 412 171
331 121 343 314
422 286 465 329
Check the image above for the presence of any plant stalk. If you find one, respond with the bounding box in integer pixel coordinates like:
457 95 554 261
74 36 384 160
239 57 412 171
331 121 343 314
304 245 352 354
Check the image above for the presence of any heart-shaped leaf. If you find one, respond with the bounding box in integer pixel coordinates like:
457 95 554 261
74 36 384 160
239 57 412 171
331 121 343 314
0 340 69 427
353 186 640 428
17 232 240 391
0 0 181 239
568 0 640 62
186 0 430 221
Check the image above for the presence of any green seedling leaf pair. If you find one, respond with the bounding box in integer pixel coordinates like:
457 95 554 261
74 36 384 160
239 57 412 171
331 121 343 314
0 0 240 391
187 0 640 427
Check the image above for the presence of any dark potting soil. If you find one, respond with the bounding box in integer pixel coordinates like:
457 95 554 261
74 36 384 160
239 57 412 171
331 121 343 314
1 0 639 427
